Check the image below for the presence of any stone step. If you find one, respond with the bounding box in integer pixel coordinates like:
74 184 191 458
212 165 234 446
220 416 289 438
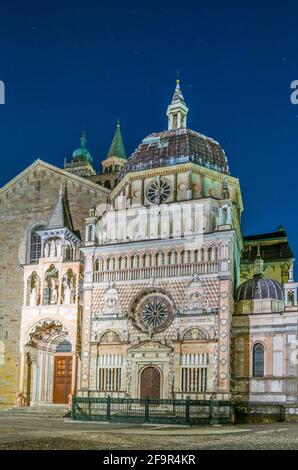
0 405 69 419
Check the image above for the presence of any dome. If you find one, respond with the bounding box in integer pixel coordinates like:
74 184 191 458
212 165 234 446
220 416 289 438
235 275 284 302
72 131 92 163
119 128 229 179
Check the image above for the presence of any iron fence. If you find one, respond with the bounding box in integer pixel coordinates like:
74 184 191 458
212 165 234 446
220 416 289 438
71 395 232 425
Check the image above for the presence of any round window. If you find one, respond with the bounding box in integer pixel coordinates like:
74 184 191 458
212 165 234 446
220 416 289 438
147 177 171 204
138 295 172 332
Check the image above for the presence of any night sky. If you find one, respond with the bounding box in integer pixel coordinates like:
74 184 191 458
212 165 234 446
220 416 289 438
0 1 297 267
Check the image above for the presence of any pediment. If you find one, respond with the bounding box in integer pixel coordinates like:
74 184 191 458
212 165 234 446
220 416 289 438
0 159 109 197
129 340 172 352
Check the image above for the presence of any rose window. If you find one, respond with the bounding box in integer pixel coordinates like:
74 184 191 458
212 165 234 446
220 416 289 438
138 295 172 331
147 178 171 204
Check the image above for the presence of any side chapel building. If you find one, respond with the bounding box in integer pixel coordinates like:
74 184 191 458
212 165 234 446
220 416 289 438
0 81 297 406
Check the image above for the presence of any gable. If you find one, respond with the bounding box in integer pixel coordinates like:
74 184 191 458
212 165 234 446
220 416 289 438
0 159 110 198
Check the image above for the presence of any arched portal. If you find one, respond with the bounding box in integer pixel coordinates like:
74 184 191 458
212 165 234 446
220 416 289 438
21 319 75 405
139 366 161 399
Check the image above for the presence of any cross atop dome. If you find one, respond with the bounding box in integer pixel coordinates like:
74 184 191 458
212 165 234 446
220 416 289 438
167 78 189 130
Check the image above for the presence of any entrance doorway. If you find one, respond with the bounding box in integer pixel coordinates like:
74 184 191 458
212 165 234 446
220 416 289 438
53 356 72 404
140 366 161 399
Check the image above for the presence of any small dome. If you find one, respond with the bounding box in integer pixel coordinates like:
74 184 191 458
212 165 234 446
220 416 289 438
72 131 92 163
235 275 284 302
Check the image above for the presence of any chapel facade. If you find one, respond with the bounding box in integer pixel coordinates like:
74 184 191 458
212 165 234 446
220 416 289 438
1 81 298 406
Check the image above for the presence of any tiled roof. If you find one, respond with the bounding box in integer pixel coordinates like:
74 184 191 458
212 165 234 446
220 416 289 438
119 128 229 178
47 185 74 231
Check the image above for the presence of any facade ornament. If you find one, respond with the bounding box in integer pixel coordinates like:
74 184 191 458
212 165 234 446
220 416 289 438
184 278 209 313
101 285 122 316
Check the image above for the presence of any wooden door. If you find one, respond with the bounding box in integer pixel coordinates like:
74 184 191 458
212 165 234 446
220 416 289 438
140 366 161 399
53 356 72 404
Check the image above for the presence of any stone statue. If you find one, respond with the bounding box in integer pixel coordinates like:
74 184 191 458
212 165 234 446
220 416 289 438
50 277 58 304
56 240 62 257
64 282 72 304
44 243 50 258
50 240 56 257
30 286 38 307
16 392 27 407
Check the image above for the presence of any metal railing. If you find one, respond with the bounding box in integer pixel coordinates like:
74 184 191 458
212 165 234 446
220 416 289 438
71 395 232 425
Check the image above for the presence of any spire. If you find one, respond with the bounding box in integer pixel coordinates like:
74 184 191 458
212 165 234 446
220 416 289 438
47 183 74 231
171 78 186 105
167 78 189 130
107 120 127 159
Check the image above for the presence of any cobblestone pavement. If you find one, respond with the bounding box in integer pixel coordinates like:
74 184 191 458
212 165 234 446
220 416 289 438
0 417 298 449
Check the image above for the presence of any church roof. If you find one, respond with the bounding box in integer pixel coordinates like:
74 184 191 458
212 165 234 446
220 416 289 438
46 184 74 231
119 128 229 178
242 228 294 263
107 121 126 159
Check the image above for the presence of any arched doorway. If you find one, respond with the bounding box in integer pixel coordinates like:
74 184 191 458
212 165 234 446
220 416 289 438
21 320 75 405
140 366 161 399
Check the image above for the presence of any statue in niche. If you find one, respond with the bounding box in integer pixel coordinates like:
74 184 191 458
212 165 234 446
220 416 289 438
56 240 62 257
44 265 59 305
50 277 58 304
50 240 56 257
62 270 76 304
44 243 50 258
30 287 38 307
28 272 40 306
63 279 72 304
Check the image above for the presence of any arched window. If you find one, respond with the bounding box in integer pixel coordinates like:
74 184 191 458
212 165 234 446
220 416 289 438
29 225 45 264
253 343 265 377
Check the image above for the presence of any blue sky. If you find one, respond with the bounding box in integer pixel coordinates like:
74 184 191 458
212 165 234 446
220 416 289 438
0 0 297 265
